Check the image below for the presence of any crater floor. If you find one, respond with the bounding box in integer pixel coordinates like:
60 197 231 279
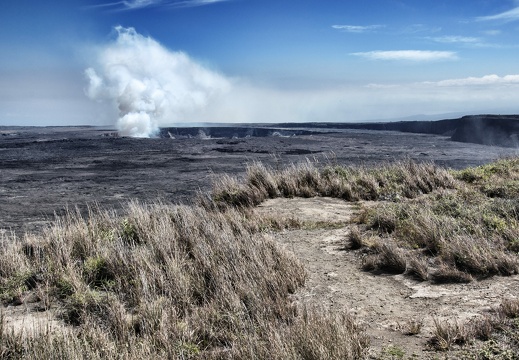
1 126 517 234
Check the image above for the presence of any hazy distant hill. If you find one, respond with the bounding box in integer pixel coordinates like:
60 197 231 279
159 115 519 148
272 115 519 148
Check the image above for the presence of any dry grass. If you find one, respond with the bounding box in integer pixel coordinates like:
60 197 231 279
344 227 364 250
424 298 519 356
205 157 519 358
365 242 408 275
404 257 429 282
429 264 474 284
498 298 519 319
355 158 519 283
208 159 456 209
428 318 470 351
0 202 369 359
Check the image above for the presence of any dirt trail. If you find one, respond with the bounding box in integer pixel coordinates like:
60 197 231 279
255 197 519 359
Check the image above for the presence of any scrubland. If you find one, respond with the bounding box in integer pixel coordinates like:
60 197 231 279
2 156 519 359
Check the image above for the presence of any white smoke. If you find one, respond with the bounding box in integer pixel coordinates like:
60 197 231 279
85 26 231 137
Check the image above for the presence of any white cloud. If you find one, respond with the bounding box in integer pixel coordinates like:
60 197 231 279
91 0 229 11
332 25 384 33
431 74 519 86
429 35 481 44
351 50 458 61
481 29 502 36
477 6 519 21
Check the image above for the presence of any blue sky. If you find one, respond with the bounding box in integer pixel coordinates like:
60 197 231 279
2 0 519 129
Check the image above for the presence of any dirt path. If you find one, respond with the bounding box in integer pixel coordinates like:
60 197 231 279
255 197 519 359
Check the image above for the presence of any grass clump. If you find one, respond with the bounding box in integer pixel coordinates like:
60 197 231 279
425 298 519 357
366 243 408 274
498 298 519 319
428 318 470 351
404 257 429 281
429 264 474 284
397 319 423 336
0 271 39 305
345 227 364 250
209 159 456 209
455 157 519 198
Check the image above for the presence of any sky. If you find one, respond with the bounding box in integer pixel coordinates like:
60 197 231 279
1 0 519 134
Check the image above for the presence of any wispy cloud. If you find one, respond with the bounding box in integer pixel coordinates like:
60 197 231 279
332 24 384 33
400 24 442 34
429 74 519 87
426 35 500 48
351 50 458 62
481 29 501 36
477 6 519 21
167 0 230 7
123 0 158 9
90 0 229 11
429 35 481 44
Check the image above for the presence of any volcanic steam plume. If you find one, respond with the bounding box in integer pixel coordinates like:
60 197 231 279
85 26 231 137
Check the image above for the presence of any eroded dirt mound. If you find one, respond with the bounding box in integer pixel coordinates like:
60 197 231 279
255 197 519 358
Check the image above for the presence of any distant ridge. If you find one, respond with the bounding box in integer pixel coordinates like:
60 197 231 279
158 115 519 148
270 115 519 148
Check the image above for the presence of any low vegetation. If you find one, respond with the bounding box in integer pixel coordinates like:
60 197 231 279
357 158 519 283
206 156 519 356
2 156 519 358
207 159 456 209
209 157 519 283
0 201 368 359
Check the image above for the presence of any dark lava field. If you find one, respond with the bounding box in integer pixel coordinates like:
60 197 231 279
1 122 518 235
